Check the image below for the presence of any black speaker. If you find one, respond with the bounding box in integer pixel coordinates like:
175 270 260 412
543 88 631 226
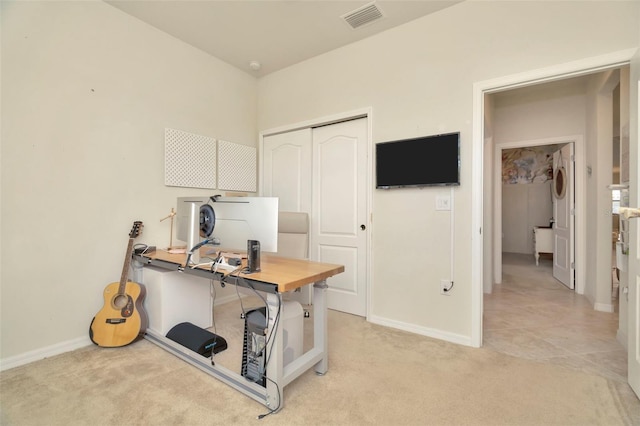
166 322 227 357
247 239 261 273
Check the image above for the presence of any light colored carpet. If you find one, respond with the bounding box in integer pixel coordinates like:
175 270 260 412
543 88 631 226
1 300 639 425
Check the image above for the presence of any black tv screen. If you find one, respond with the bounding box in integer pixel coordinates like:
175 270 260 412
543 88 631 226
376 132 460 189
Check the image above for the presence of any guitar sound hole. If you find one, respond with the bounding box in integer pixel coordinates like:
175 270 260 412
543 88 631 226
113 294 129 309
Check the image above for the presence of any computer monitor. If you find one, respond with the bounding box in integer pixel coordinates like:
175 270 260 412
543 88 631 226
175 196 211 262
175 196 279 254
209 197 278 253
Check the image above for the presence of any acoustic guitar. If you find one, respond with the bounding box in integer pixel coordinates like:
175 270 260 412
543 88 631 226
90 221 148 347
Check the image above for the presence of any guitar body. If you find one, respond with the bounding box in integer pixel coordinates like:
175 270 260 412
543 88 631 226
90 281 148 347
90 221 148 348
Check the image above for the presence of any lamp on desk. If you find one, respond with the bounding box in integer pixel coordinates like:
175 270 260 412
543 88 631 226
160 208 178 250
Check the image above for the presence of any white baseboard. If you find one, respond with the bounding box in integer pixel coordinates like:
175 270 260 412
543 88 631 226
368 315 472 347
617 329 628 349
594 302 614 313
0 336 92 372
1 293 247 372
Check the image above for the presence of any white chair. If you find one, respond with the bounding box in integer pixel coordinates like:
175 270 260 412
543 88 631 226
276 212 309 260
240 212 311 319
276 212 311 312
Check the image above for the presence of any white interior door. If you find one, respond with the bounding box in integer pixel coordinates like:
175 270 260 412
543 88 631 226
262 128 312 213
262 129 312 305
552 143 575 289
627 55 640 399
312 118 368 316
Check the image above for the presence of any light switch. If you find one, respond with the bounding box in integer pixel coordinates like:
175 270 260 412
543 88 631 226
436 195 451 211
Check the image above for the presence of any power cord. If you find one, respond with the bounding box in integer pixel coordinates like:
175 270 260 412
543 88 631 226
228 269 282 418
256 378 281 419
133 243 155 255
185 238 214 267
209 279 218 366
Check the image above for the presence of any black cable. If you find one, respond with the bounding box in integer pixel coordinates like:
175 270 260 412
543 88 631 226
209 279 218 365
133 243 155 255
255 297 282 419
256 377 281 419
185 238 214 267
232 270 281 366
264 295 281 367
247 276 282 416
222 267 283 418
234 271 270 341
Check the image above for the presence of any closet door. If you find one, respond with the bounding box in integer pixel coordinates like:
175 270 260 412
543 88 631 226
262 118 369 317
263 129 313 305
312 118 368 317
262 128 312 213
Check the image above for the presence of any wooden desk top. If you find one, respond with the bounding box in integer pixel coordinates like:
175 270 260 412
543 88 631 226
141 250 344 293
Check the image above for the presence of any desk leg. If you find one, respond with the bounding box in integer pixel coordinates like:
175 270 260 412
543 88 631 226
313 279 329 375
265 292 284 412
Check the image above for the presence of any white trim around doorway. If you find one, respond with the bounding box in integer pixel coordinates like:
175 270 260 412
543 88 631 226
471 48 637 348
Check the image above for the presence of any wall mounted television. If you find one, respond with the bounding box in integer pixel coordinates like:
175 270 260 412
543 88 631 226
376 132 460 189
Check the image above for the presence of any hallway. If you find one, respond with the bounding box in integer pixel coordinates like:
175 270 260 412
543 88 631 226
483 252 626 383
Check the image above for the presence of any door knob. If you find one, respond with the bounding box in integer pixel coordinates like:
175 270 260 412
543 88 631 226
619 207 640 220
360 224 366 230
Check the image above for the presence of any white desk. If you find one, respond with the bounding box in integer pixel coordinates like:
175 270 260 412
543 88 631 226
134 250 344 412
142 266 213 335
533 227 553 266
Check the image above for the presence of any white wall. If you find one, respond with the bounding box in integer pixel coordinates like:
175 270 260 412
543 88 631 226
257 1 639 342
1 1 639 362
492 78 588 143
1 1 257 360
585 70 619 311
502 182 553 254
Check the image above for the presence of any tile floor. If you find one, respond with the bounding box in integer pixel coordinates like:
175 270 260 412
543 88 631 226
483 252 627 383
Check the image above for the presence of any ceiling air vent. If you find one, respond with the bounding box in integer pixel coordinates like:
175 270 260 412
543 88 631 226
341 2 384 30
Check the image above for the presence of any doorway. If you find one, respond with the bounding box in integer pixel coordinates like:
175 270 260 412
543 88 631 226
496 139 578 292
480 59 626 386
485 68 628 307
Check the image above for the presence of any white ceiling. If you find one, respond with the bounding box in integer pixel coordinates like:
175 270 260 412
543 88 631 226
105 1 462 77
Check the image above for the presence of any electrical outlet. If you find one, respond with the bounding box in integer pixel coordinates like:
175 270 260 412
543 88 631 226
440 279 452 295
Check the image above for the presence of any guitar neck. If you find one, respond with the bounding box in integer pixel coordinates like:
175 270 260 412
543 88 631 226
118 238 135 295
